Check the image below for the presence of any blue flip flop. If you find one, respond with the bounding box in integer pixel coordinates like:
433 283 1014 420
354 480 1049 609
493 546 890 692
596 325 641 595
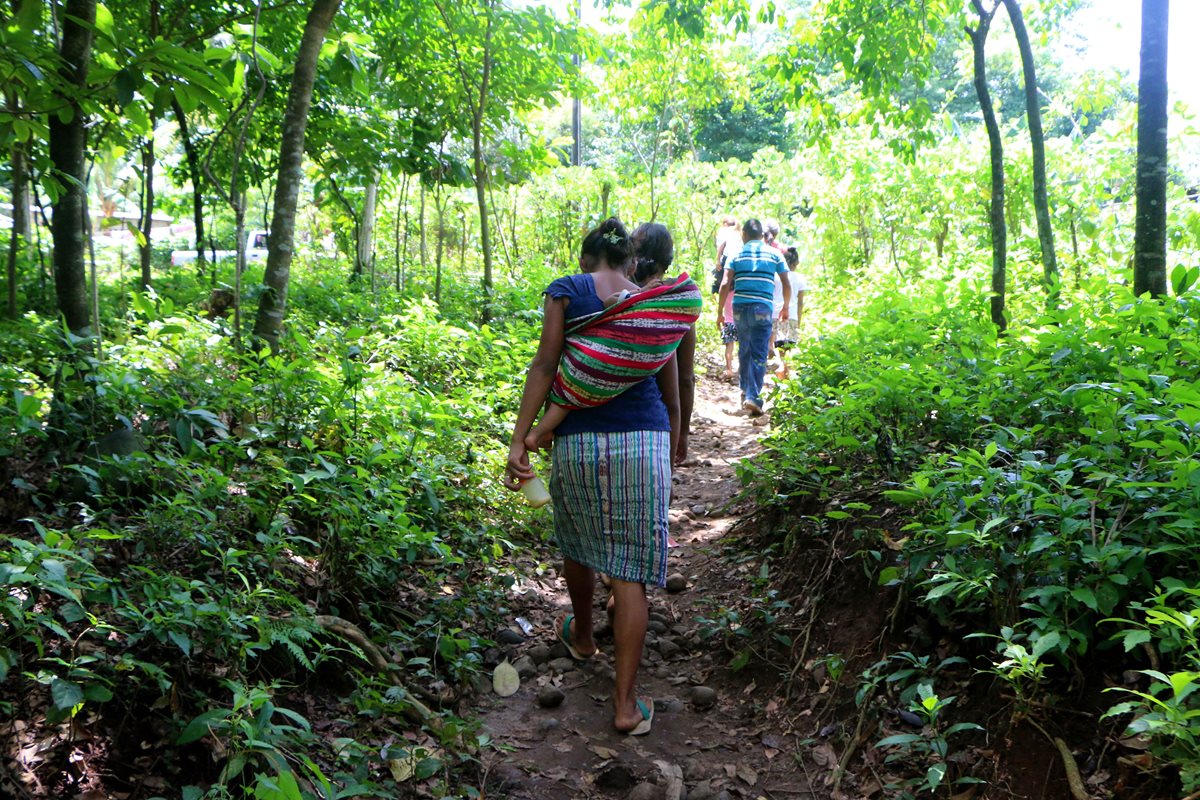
558 614 593 661
627 697 654 736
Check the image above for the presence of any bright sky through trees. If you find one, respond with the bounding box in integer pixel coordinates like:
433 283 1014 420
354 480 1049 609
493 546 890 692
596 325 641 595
1079 0 1199 113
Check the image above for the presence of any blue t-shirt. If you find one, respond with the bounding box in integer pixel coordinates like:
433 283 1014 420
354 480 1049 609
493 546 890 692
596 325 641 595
543 273 670 435
727 240 787 308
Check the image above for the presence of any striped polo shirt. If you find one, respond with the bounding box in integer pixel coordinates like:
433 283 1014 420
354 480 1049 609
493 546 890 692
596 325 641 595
727 240 787 308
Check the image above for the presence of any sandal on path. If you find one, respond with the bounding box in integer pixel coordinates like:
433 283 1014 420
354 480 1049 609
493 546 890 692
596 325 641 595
557 614 593 662
622 697 654 736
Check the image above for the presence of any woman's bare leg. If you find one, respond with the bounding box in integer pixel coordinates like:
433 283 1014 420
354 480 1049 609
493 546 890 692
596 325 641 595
561 558 597 658
609 577 648 731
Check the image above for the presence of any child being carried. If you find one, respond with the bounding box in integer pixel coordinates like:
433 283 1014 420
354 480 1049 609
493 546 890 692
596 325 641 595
525 274 702 451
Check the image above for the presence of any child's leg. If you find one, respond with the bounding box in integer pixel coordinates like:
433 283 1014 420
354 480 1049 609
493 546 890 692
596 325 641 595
723 339 735 377
526 404 569 451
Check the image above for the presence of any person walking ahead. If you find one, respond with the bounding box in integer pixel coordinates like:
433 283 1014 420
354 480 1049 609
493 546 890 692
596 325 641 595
716 218 790 415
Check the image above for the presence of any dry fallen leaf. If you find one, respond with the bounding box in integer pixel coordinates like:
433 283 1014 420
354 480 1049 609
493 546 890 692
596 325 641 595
589 744 620 761
389 752 419 782
810 742 837 768
736 764 758 786
492 661 520 697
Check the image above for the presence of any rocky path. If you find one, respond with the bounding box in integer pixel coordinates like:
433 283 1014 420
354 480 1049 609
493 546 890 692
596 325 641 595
476 366 817 800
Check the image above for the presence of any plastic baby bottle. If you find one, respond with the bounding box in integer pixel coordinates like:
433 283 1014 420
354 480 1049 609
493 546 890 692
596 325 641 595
520 474 551 508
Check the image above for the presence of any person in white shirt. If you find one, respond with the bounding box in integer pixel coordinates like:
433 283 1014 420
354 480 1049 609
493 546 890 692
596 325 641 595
772 246 807 380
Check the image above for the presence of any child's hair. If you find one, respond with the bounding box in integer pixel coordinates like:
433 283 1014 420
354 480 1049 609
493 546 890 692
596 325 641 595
785 246 799 269
631 222 674 285
580 217 632 270
720 215 738 227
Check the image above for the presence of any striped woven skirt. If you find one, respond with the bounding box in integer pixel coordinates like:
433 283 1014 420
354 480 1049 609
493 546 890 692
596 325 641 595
549 430 671 587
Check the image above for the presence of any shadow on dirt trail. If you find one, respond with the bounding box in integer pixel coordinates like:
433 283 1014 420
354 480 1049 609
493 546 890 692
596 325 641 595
475 364 819 800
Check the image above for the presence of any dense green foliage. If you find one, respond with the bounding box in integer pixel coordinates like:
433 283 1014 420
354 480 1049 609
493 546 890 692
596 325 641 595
0 265 550 795
3 0 1200 795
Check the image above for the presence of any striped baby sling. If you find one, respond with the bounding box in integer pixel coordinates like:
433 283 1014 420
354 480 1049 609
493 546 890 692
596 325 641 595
548 272 703 410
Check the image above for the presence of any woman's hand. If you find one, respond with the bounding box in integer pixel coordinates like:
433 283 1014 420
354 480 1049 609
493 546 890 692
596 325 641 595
674 437 688 466
504 441 536 491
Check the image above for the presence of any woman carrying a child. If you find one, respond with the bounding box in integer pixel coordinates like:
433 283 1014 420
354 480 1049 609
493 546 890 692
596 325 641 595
504 217 699 736
631 221 697 465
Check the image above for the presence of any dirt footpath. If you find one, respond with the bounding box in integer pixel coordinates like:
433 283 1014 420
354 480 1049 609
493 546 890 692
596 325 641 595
476 366 819 799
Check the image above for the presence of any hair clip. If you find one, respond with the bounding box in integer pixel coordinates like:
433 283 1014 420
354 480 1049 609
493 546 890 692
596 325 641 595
602 231 624 245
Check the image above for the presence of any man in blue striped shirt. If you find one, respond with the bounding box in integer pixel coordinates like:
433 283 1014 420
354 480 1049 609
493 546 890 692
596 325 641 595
715 218 790 415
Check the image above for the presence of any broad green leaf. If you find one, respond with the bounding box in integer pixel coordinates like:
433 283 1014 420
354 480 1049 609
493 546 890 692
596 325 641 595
50 678 84 711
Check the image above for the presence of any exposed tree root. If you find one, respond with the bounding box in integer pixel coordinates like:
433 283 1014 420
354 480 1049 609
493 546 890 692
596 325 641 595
1052 737 1089 800
1026 718 1089 800
313 615 475 752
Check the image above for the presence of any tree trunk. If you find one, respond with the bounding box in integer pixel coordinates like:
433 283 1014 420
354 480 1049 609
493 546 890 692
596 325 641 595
139 121 156 289
358 175 378 291
1002 0 1058 296
398 173 410 290
49 0 96 336
434 187 446 307
172 97 207 279
252 0 343 352
473 132 492 319
233 190 247 351
6 139 29 320
968 2 1007 333
459 206 467 275
419 182 427 268
472 20 494 321
1133 0 1169 298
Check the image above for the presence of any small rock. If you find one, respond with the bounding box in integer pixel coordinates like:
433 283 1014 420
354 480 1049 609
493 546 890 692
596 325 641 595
528 644 552 664
658 638 681 659
689 504 706 516
689 779 715 800
701 459 713 467
690 686 717 710
537 687 566 709
655 665 672 679
512 656 537 679
491 764 524 791
716 791 734 800
629 783 660 800
483 647 502 667
683 757 709 781
549 642 570 660
666 573 688 593
548 657 577 673
664 696 686 713
470 674 491 696
538 717 561 735
649 612 670 625
647 620 668 634
496 628 525 645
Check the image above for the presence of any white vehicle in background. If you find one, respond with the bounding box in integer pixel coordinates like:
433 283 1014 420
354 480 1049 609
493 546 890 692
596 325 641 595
171 230 269 267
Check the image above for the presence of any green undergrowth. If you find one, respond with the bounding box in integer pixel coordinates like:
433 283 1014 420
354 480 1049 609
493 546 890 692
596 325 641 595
0 263 549 797
749 264 1200 788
